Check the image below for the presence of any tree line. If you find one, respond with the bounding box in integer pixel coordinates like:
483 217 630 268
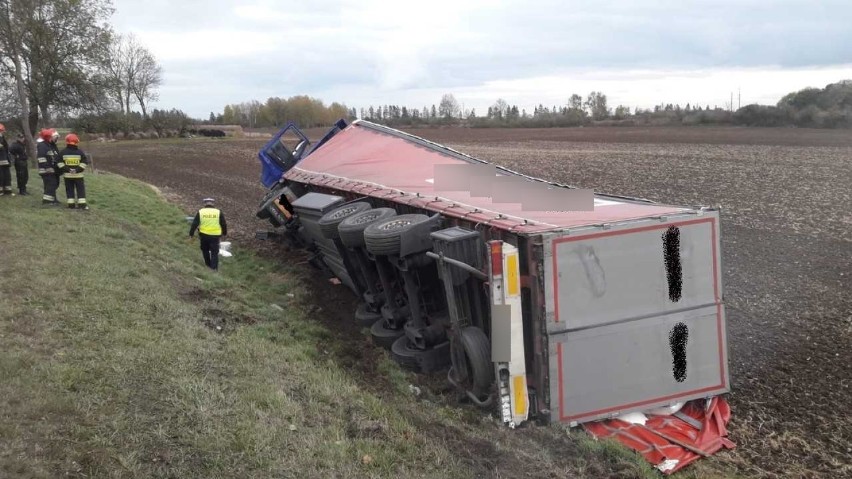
209 96 356 129
358 81 852 129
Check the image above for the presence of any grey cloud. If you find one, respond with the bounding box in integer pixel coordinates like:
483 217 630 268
114 0 852 115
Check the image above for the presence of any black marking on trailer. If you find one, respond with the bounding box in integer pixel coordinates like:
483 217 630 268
669 322 689 382
662 226 682 302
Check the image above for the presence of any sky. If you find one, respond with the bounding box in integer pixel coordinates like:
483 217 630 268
111 0 852 119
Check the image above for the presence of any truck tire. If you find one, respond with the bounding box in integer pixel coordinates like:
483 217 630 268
364 214 430 256
391 336 451 373
370 318 404 349
355 301 382 328
318 202 372 239
455 326 493 397
338 208 397 248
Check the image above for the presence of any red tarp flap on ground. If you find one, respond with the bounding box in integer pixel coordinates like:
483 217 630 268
583 397 735 474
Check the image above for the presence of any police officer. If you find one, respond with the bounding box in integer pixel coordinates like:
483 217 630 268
37 128 61 205
56 133 89 210
0 124 11 196
9 133 30 195
188 198 228 271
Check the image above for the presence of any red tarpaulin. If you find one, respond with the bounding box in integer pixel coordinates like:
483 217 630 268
583 397 735 474
287 122 691 234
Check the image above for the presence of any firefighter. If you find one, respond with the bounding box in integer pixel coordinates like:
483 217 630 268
188 197 228 271
0 124 11 196
56 133 89 210
9 133 30 195
37 128 62 205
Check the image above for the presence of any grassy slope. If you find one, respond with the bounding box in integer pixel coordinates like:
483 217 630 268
0 172 661 478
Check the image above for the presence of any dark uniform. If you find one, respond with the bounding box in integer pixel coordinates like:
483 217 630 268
189 200 228 271
37 136 61 204
9 136 29 195
56 143 89 209
0 133 11 196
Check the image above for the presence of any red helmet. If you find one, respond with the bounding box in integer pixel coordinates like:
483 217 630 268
0 123 5 132
40 128 57 141
65 133 79 145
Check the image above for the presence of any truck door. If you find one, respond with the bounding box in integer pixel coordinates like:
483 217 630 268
544 213 729 425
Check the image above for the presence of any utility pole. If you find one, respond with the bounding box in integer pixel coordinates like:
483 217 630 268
738 88 741 109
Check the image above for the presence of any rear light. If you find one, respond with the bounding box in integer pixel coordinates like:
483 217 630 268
490 241 503 276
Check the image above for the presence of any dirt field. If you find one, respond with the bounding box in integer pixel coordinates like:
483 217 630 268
87 126 851 478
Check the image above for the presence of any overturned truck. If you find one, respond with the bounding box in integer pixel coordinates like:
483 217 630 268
255 120 734 473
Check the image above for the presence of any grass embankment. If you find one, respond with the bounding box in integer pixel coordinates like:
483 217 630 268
0 172 657 478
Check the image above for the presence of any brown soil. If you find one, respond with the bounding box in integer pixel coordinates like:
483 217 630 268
87 126 852 478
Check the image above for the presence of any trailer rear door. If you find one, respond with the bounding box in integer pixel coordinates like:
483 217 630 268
544 213 729 425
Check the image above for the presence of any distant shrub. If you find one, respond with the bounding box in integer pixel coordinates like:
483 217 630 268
197 128 226 137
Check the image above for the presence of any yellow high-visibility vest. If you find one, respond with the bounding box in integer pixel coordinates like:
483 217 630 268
198 208 222 235
62 154 85 178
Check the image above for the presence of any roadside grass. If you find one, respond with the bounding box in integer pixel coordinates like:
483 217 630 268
0 171 659 478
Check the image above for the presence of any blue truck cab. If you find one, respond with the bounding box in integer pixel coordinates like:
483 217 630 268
258 119 349 188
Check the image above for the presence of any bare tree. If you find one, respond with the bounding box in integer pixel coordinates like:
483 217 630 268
103 32 162 127
491 98 509 119
104 33 133 114
438 93 460 120
568 93 583 111
130 43 161 119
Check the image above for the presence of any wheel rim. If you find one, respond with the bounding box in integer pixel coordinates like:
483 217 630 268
329 205 359 220
379 218 415 231
353 211 382 224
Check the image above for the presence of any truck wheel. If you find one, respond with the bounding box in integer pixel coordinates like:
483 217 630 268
391 336 452 373
370 318 404 349
390 336 421 371
355 301 382 328
318 202 372 239
453 326 494 397
364 214 429 257
338 208 397 248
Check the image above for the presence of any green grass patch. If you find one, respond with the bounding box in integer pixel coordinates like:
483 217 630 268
0 171 659 478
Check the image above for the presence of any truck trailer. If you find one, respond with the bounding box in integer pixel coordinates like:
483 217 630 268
254 119 734 472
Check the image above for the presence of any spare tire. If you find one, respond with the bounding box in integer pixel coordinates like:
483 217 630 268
338 208 397 248
317 202 372 239
364 214 430 256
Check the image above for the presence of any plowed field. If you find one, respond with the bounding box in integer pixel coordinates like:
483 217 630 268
87 126 852 478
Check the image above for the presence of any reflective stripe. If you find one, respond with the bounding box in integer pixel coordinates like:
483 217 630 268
43 195 54 201
198 208 222 235
63 155 81 167
65 173 83 178
37 158 47 164
56 162 66 168
67 198 76 204
77 198 87 204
